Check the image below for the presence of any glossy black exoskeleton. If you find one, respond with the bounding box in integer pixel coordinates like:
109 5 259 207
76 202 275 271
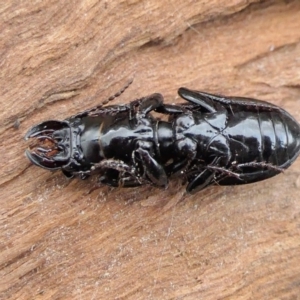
25 86 300 193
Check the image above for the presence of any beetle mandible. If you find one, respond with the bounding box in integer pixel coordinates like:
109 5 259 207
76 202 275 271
25 86 300 193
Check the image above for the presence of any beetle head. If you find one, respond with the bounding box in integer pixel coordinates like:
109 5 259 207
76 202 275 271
25 120 74 170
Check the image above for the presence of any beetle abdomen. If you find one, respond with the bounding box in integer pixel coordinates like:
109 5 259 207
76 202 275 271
217 110 300 185
271 110 300 167
225 110 300 167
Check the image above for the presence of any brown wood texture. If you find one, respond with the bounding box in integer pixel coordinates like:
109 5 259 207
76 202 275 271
1 0 300 299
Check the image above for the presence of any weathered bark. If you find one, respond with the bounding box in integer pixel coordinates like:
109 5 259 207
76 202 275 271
1 0 300 299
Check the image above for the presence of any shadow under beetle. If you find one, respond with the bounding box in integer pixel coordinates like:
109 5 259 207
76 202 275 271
25 86 300 193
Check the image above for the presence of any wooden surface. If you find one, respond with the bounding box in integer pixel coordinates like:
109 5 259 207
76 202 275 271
1 0 300 299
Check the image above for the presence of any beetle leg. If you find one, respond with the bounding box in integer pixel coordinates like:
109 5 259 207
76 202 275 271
155 104 187 114
62 169 74 178
91 159 144 187
166 137 197 176
163 112 198 175
99 170 144 188
129 93 164 121
165 158 189 176
186 155 242 193
178 88 226 113
186 156 220 193
118 175 145 188
62 169 91 180
187 165 242 193
186 168 215 193
78 93 164 122
206 165 241 179
178 87 282 113
74 92 180 119
234 161 284 173
133 140 168 188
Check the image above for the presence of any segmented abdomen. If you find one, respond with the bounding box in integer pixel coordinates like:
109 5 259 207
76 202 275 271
225 110 300 168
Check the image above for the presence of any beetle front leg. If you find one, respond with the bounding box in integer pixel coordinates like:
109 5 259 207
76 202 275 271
129 93 164 122
92 159 144 187
62 169 91 180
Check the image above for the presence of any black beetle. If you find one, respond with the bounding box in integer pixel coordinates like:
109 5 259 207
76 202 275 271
25 87 300 193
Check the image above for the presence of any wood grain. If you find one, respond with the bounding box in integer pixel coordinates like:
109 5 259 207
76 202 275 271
1 0 300 299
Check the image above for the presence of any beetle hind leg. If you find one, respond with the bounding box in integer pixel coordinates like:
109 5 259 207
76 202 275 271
235 161 284 173
186 169 215 194
186 157 243 193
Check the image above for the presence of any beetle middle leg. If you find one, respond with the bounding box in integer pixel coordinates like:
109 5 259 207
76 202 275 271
133 140 168 188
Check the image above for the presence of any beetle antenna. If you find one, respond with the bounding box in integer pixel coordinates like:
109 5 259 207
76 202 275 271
71 79 134 118
101 78 133 106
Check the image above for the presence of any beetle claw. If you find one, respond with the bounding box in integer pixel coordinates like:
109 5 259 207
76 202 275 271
24 120 68 140
25 120 72 170
25 149 64 170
